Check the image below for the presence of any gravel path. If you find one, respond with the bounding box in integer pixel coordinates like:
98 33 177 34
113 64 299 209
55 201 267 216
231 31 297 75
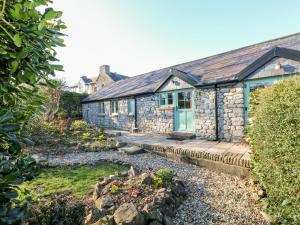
34 151 267 225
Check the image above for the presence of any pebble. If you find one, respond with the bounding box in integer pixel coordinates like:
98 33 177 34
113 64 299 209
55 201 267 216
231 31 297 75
37 151 268 225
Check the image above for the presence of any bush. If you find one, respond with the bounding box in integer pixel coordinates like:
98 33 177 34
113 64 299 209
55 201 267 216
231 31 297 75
59 91 89 119
248 76 300 224
153 169 174 188
28 194 86 225
70 120 89 131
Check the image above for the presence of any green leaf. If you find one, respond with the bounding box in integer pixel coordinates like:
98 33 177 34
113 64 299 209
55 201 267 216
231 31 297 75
1 124 20 132
10 4 22 20
0 48 7 55
44 8 63 20
38 20 46 31
0 112 13 123
13 34 22 47
11 60 19 73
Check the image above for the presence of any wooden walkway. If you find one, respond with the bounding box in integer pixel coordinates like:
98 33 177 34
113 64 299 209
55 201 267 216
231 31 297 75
106 130 251 177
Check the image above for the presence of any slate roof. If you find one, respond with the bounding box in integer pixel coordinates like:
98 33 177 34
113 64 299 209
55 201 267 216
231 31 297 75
83 33 300 102
110 72 128 81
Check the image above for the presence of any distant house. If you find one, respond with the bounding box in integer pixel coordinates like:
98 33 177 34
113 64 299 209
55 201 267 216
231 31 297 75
82 33 300 142
65 65 127 94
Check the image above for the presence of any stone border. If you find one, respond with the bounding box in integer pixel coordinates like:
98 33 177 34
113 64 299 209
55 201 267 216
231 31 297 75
125 143 250 177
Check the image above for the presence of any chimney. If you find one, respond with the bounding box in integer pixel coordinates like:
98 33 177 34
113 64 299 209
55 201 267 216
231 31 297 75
99 65 110 75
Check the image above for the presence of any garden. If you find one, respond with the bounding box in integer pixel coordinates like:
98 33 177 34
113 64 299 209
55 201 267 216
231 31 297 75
0 0 299 224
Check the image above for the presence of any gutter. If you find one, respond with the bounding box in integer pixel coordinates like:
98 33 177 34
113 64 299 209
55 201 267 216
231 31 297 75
214 84 219 141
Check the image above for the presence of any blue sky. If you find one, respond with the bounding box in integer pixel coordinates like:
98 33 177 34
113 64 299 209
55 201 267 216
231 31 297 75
52 0 300 84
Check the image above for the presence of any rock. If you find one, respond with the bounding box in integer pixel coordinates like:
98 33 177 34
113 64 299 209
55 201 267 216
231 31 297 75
260 211 273 223
84 207 102 224
142 203 163 222
149 221 163 225
95 195 114 210
93 215 114 225
128 166 138 177
113 203 145 225
119 146 144 155
162 215 173 225
102 180 123 195
140 173 152 185
116 141 127 148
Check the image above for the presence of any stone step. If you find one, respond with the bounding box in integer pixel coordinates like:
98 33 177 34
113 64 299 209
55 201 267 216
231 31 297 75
167 132 196 141
118 146 145 155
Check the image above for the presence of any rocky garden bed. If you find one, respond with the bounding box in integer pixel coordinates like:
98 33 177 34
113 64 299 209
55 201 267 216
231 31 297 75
85 166 186 225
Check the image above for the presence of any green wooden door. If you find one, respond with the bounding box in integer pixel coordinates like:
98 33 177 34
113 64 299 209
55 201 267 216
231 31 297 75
175 90 195 131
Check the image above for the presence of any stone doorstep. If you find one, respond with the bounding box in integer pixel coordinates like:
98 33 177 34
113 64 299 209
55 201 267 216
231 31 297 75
167 132 196 140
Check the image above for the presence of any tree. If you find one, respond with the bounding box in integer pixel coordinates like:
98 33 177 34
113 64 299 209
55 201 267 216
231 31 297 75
0 0 65 224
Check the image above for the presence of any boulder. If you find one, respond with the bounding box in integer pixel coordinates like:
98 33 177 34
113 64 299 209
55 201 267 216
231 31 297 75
92 215 114 225
128 166 138 177
84 207 102 224
142 203 163 222
118 146 144 155
95 195 114 210
116 141 127 148
140 173 152 185
113 203 145 225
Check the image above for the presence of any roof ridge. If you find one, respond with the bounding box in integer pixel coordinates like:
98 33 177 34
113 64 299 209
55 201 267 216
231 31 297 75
120 32 300 79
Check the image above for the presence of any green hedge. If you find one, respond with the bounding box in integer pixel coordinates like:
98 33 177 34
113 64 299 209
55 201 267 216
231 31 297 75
248 76 300 224
59 91 88 118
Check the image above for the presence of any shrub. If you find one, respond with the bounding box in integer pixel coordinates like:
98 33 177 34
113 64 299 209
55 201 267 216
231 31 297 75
82 132 91 140
28 194 86 225
248 76 300 224
70 120 89 131
98 133 107 143
152 169 174 188
59 91 89 119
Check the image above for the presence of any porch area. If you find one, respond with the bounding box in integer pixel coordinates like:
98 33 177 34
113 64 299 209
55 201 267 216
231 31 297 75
105 130 251 177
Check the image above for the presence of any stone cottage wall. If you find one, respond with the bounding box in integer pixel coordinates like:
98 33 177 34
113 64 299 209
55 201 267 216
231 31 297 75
218 84 244 142
194 89 216 140
136 95 174 133
82 99 135 131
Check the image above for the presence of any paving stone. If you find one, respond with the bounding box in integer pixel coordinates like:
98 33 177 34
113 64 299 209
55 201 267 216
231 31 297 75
118 146 145 155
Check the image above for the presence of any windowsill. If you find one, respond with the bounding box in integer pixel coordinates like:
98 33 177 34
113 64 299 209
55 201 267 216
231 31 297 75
111 113 119 117
127 112 135 117
157 106 175 111
98 113 105 116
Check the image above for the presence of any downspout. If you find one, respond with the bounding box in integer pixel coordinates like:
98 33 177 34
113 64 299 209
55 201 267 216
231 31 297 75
134 97 137 129
214 85 219 141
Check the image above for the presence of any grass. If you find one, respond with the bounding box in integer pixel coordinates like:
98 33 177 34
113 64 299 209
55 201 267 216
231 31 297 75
21 163 128 199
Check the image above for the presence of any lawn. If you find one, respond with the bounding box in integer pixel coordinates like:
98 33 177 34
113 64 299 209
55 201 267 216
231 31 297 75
21 163 128 199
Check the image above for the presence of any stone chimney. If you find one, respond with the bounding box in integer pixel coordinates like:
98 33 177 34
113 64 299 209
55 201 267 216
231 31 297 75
99 65 110 75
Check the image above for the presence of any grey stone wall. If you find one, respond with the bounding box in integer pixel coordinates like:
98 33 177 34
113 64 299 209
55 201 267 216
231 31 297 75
218 84 244 142
136 95 174 133
82 99 135 131
194 89 216 140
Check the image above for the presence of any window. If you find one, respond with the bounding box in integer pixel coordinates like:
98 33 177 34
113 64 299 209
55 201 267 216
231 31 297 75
159 93 173 106
128 99 135 114
110 100 118 114
167 93 173 105
178 92 192 109
98 102 105 114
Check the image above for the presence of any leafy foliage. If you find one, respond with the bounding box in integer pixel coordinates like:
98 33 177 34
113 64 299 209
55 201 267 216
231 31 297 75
59 91 89 119
248 76 300 224
152 169 174 188
0 0 65 223
70 120 90 131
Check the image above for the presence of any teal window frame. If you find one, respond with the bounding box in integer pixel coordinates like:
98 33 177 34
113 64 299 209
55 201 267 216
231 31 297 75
98 102 105 114
127 99 135 114
159 92 174 107
110 100 118 114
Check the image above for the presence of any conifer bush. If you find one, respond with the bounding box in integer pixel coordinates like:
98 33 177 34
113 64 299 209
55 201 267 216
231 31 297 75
248 76 300 224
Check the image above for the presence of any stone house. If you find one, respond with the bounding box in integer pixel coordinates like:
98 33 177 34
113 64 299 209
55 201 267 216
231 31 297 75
65 65 128 94
82 33 300 142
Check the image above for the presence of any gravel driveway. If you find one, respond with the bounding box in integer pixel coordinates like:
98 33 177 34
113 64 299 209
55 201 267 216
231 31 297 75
35 151 267 225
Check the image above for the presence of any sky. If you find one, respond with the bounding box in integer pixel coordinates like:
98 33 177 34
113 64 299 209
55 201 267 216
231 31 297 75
51 0 300 85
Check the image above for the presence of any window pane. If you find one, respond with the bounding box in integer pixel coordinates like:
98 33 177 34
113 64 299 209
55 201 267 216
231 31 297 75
160 94 166 105
128 99 134 113
167 93 173 105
